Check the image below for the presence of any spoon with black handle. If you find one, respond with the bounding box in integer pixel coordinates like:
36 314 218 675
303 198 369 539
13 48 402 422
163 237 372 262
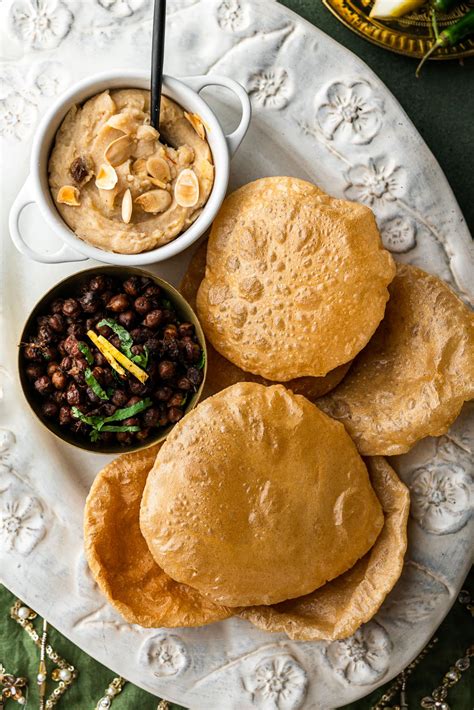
150 0 166 130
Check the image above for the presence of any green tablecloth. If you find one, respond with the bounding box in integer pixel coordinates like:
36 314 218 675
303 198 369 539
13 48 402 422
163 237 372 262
2 4 473 709
1 571 472 709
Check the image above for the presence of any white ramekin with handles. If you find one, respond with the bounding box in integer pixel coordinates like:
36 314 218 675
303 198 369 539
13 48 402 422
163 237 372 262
9 69 251 265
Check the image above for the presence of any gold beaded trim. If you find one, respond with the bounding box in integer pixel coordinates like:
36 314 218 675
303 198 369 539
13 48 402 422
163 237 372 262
10 600 77 709
95 676 126 709
371 637 439 709
372 586 473 709
0 663 28 706
8 598 171 710
420 589 474 710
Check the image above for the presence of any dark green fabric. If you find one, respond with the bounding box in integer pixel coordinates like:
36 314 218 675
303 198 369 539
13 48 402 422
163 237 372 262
1 4 472 708
0 584 180 709
1 571 472 708
281 1 474 234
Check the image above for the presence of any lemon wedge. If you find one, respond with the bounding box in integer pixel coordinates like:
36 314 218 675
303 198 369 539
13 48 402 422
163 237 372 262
87 330 126 377
370 0 426 18
96 335 149 384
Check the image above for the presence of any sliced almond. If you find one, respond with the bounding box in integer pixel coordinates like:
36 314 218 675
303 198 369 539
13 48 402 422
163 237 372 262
105 134 134 167
184 111 206 140
146 155 171 183
98 185 118 210
177 145 195 167
135 189 172 214
165 146 178 164
57 185 80 206
121 188 133 224
174 168 199 208
132 158 148 175
106 113 136 134
134 139 156 159
149 177 168 189
137 124 159 141
95 163 118 190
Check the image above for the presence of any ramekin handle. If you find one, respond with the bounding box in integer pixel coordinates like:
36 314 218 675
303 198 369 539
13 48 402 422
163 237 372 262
181 74 251 157
9 178 88 264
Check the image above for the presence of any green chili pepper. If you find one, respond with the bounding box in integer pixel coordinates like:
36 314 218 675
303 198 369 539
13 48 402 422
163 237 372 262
71 407 104 428
72 398 152 434
78 341 94 365
417 9 474 76
133 346 149 370
99 425 141 433
84 368 109 400
97 318 149 369
102 397 153 424
432 0 462 13
197 351 206 370
97 318 134 354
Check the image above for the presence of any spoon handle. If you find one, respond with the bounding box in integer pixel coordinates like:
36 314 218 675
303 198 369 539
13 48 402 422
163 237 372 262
151 0 166 129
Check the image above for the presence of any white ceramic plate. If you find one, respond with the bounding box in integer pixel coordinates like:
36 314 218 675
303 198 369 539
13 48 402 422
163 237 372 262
0 1 472 708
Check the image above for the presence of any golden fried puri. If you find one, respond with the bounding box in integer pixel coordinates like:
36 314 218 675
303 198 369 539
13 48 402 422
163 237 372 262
196 177 395 381
84 445 231 627
239 456 409 641
180 240 351 400
318 264 474 455
140 383 384 607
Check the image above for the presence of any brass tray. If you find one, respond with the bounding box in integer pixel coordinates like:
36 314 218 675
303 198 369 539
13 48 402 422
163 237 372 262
323 0 474 59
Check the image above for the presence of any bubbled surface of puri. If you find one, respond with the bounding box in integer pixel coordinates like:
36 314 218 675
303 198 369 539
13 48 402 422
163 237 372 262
180 240 351 400
196 177 395 381
139 382 384 607
318 264 474 455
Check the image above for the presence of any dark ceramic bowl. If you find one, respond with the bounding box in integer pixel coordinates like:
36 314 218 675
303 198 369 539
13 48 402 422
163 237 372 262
18 266 207 455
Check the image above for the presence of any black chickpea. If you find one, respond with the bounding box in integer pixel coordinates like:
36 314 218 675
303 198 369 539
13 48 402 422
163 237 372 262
177 376 192 391
134 296 153 315
47 362 60 376
111 390 128 407
26 364 44 379
42 401 58 418
118 310 136 329
48 314 65 333
80 291 101 313
154 386 172 401
168 392 185 408
60 356 73 371
143 407 161 427
59 406 72 426
106 294 129 312
24 345 41 361
52 371 67 390
168 407 184 423
34 376 52 395
88 275 109 293
62 298 81 317
123 276 142 297
142 310 163 329
51 299 64 314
